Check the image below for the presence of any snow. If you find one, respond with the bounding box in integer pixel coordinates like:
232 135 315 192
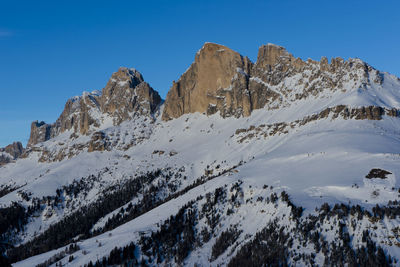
0 151 12 160
82 90 101 97
3 61 400 266
266 43 281 48
236 67 248 77
250 76 269 87
117 80 128 86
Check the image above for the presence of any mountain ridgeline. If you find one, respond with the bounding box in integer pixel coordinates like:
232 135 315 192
27 67 162 147
2 43 400 267
18 42 385 153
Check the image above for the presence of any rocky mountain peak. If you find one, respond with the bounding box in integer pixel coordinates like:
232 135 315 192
100 67 161 124
102 67 144 98
253 43 307 74
162 43 384 121
25 43 384 150
27 67 161 147
256 43 291 67
27 121 53 147
162 42 253 120
0 141 24 165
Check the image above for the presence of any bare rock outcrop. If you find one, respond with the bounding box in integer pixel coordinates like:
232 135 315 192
27 121 53 147
26 42 390 152
162 43 253 120
100 67 161 124
88 131 110 152
27 67 161 146
248 43 383 109
2 142 24 159
162 43 304 121
0 141 24 165
56 91 101 135
163 42 384 120
235 105 400 143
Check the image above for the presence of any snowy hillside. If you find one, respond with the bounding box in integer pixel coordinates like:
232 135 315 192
2 43 400 266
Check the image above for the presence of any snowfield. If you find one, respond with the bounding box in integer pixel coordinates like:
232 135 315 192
2 68 400 266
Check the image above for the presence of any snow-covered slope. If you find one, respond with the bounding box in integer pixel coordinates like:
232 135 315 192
2 43 400 266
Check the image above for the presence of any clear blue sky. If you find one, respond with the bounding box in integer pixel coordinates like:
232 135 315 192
1 0 399 147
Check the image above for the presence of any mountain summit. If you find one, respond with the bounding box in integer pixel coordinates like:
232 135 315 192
162 42 390 122
27 67 161 147
162 43 253 120
2 43 400 267
26 42 396 150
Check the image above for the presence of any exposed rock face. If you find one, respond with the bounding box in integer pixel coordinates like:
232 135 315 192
56 91 101 135
0 142 23 162
248 44 381 109
162 43 253 120
163 42 383 120
88 131 110 152
255 43 296 70
27 121 53 147
25 42 388 153
0 141 24 166
100 68 161 124
27 67 161 146
234 105 400 143
3 142 24 159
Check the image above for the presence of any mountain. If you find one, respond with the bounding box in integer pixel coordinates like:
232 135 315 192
0 142 23 166
27 67 161 147
1 43 400 267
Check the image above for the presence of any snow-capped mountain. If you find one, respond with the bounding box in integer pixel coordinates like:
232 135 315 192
2 42 400 266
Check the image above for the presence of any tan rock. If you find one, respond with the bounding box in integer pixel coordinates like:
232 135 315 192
100 67 161 124
320 57 329 71
88 131 109 152
162 42 386 121
0 141 24 165
1 142 24 159
56 92 101 135
255 43 291 69
27 121 53 147
26 42 389 154
27 67 161 146
162 43 253 120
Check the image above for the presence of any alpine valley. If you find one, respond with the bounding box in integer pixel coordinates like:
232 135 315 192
2 42 400 266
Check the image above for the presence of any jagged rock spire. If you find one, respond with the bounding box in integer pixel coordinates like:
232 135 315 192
0 141 24 165
162 43 253 120
27 67 161 146
162 42 381 121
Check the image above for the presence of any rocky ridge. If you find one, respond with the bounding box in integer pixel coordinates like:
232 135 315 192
0 142 24 166
27 67 161 147
2 43 400 267
234 105 400 143
162 43 253 120
162 42 384 120
17 42 394 164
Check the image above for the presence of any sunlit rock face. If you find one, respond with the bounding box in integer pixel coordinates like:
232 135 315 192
163 42 383 120
27 67 161 147
162 43 253 120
